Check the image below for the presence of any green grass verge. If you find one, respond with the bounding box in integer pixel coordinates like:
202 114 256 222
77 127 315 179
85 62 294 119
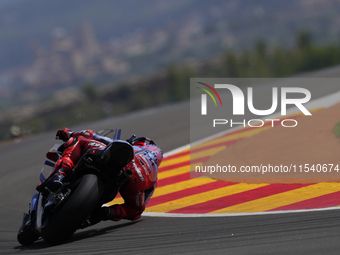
334 121 340 137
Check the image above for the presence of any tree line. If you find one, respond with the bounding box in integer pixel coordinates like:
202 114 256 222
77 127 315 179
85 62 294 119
3 30 340 140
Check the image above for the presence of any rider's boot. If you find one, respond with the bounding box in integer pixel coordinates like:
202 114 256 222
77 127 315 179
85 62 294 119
90 206 117 225
90 205 142 225
45 169 69 192
36 168 70 193
36 157 73 193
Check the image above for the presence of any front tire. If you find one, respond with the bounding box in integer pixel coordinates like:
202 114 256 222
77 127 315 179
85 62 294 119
41 174 102 245
17 213 39 246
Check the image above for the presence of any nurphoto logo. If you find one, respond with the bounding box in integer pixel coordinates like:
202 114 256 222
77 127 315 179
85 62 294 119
196 82 223 115
197 82 312 128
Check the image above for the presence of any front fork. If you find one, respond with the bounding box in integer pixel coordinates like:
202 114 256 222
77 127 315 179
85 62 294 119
19 193 40 235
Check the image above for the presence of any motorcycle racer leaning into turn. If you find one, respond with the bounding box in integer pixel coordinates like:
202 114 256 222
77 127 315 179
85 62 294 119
36 128 163 224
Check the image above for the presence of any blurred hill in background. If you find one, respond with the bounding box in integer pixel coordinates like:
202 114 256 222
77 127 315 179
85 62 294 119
1 0 340 140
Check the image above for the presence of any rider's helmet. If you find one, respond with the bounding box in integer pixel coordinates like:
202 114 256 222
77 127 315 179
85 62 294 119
141 144 163 167
131 137 163 167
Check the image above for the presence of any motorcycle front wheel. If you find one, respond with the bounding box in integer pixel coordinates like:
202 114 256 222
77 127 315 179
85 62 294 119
17 213 40 246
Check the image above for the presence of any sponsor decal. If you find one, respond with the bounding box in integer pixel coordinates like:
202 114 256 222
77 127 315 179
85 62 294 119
87 142 103 147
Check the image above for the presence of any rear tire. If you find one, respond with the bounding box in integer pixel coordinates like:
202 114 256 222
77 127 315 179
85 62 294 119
41 174 102 245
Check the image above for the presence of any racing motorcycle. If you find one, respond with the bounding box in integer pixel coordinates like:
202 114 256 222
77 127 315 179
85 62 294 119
17 129 135 245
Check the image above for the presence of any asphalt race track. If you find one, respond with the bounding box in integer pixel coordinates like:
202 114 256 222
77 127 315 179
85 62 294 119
2 67 340 254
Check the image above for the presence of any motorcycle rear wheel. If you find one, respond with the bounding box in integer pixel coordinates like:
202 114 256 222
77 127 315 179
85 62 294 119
41 174 103 245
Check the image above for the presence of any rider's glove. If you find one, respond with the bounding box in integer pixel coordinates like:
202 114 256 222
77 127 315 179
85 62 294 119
56 128 73 141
